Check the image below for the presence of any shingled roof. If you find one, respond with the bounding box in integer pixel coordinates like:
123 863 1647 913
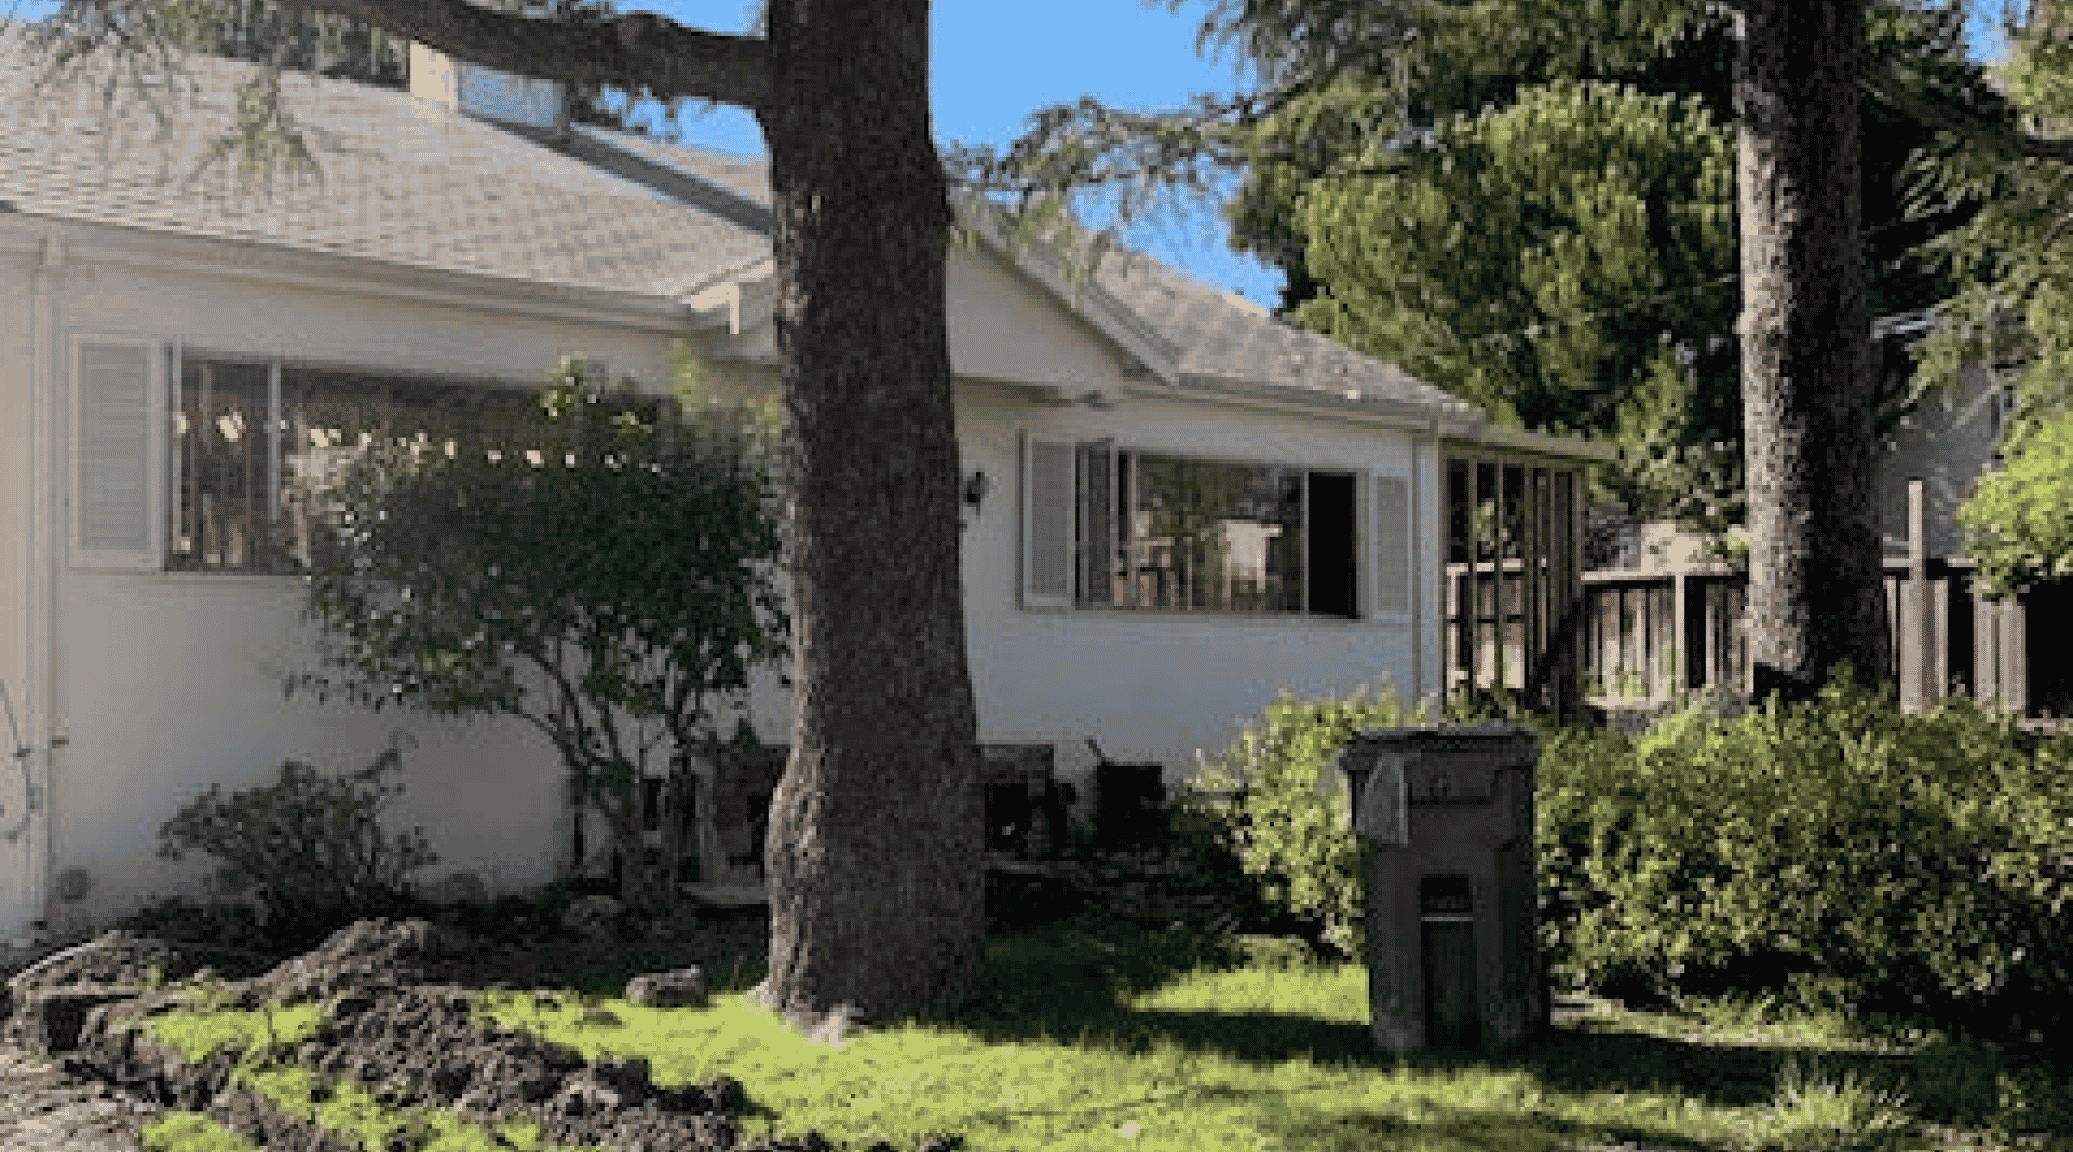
0 31 1483 422
0 40 766 298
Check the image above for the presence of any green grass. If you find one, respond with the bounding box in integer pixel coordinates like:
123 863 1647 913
146 998 328 1063
141 1062 606 1152
461 915 2072 1152
142 1111 267 1152
130 912 2073 1152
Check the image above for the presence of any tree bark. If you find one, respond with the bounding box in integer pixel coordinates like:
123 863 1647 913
750 0 985 1028
200 0 982 1026
1735 0 1892 701
264 0 770 104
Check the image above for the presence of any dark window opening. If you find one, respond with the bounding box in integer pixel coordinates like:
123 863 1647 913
1308 472 1358 618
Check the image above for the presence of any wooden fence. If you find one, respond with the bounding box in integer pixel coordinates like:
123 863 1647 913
1564 557 2039 717
1445 482 2062 720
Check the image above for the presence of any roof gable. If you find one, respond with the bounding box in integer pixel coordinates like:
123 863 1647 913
943 234 1154 393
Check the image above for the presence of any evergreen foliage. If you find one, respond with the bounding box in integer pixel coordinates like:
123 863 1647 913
1237 2 1992 533
1174 680 1538 961
1291 80 1740 525
155 0 407 85
1955 403 2073 593
157 750 437 948
1915 2 2073 593
1542 670 2073 1037
1188 671 2073 1040
293 352 787 913
108 0 644 130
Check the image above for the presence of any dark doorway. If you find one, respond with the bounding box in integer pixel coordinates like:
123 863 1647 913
2028 579 2073 717
1308 472 1358 618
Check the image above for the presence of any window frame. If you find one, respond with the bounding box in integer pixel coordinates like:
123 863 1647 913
163 347 550 576
1021 433 1387 620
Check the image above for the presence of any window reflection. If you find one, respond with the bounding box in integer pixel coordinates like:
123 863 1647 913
170 358 537 573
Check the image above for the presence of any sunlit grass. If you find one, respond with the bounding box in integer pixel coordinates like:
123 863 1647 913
146 998 328 1062
468 923 1945 1152
142 1110 265 1152
128 913 2073 1152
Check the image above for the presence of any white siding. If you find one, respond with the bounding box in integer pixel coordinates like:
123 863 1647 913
19 225 1451 935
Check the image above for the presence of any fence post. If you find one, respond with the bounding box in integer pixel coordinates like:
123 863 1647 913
1972 589 2028 718
1900 478 1928 712
1672 569 1690 699
1977 589 2001 710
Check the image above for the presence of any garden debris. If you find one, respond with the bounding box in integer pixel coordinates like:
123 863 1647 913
563 893 627 939
627 967 709 1009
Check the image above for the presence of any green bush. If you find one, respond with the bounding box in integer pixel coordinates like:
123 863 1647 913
157 749 438 950
1175 679 1517 960
1189 670 2073 1038
1541 667 2073 1035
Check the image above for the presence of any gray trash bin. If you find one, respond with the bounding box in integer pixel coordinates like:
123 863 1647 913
1331 721 1546 1055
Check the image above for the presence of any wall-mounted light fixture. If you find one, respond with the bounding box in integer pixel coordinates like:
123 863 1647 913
962 470 992 511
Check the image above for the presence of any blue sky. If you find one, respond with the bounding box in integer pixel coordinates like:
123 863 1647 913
4 1 2024 312
624 1 1285 309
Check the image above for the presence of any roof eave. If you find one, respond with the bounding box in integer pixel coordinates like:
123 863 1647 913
1166 371 1465 431
5 211 695 334
1443 421 1621 464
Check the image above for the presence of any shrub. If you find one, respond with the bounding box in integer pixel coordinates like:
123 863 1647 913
295 354 785 916
1541 666 2073 1035
1176 678 1497 960
158 749 438 949
114 896 283 971
1189 669 2073 1038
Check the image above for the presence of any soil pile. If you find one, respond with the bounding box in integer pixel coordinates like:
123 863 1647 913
18 920 958 1152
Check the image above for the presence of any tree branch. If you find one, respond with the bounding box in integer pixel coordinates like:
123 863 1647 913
1862 73 2073 165
267 0 771 109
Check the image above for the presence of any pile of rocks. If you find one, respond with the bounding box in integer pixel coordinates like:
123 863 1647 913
4 921 962 1152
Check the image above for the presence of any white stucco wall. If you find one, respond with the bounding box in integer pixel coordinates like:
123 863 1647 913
952 384 1431 793
7 221 1452 937
1 233 46 943
26 233 691 935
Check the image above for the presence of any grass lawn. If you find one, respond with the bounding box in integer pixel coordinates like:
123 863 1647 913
137 911 2073 1152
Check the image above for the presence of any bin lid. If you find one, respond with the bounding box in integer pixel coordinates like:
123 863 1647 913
1337 721 1538 753
1329 722 1539 809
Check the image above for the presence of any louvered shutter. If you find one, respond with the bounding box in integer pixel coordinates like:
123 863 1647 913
1374 475 1411 614
71 336 166 571
1020 434 1075 608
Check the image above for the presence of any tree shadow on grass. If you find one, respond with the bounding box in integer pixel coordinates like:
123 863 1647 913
944 1081 1714 1152
1242 1097 1712 1152
886 916 1971 1124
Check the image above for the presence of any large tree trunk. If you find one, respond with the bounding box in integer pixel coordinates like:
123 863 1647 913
1735 0 1893 702
751 0 985 1030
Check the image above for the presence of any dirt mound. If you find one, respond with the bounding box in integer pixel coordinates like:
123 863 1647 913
294 984 753 1152
237 918 473 1008
31 919 960 1152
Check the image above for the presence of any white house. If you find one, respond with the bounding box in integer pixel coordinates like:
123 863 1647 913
0 33 1612 947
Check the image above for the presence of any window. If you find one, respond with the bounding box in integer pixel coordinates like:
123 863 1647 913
1024 435 1387 618
169 356 542 573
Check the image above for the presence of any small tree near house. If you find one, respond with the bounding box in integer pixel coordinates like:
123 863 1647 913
292 351 787 914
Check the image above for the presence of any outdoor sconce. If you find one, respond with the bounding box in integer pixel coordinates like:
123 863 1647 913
962 470 992 511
